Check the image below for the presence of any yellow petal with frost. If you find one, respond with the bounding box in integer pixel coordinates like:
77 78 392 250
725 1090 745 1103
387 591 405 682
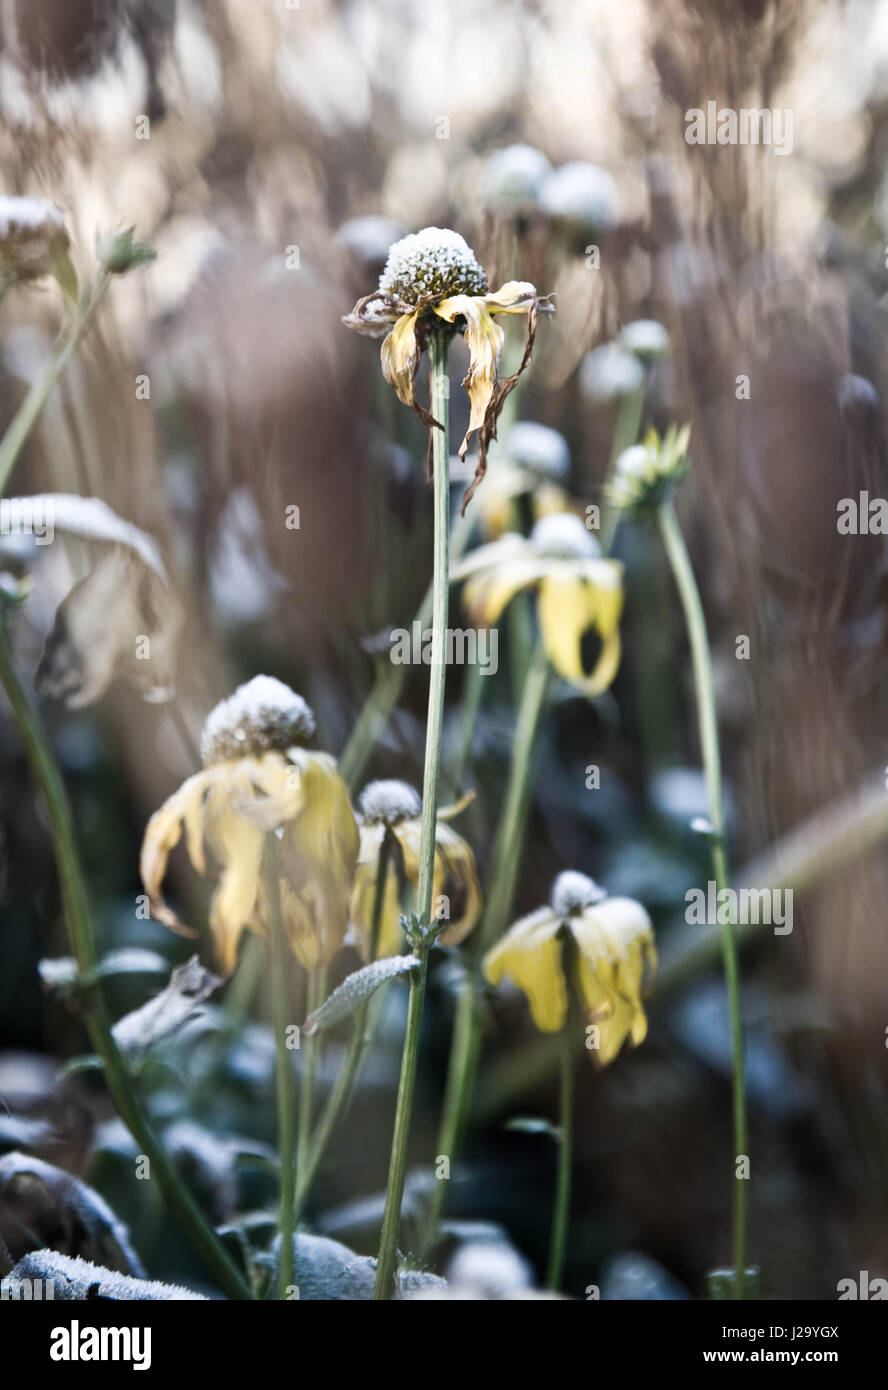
483 907 566 1032
537 566 623 696
139 768 212 936
434 294 504 458
380 309 423 410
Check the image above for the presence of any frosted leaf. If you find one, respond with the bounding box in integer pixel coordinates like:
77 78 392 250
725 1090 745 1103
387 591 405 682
9 1250 207 1300
0 1153 143 1276
200 675 316 765
111 956 222 1061
303 955 420 1035
379 227 487 302
276 1231 445 1300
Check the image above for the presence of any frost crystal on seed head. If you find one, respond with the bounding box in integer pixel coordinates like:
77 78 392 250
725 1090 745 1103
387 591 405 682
200 675 316 765
379 227 488 302
358 779 422 825
540 162 617 235
531 512 600 560
579 343 645 404
619 319 670 362
551 870 606 917
506 421 570 479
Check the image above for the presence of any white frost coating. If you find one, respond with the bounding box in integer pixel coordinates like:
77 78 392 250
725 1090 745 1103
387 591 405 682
579 343 645 404
531 512 600 561
0 195 66 240
551 870 607 917
3 494 167 577
539 162 617 233
358 778 422 825
480 144 552 215
379 226 487 301
506 421 570 479
200 675 316 765
11 1250 207 1300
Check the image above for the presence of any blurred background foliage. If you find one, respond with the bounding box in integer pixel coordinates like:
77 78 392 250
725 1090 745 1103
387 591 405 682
1 0 888 1298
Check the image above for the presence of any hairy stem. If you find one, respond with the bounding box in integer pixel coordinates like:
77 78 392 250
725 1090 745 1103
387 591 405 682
373 330 450 1299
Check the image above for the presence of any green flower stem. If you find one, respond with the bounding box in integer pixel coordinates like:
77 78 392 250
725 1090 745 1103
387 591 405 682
600 382 646 551
373 329 451 1300
657 498 749 1298
264 832 296 1300
0 611 251 1300
0 272 110 499
297 965 325 1178
421 638 551 1253
546 978 576 1292
294 830 395 1221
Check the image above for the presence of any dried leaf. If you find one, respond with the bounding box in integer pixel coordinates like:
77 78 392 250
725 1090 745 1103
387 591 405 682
111 956 222 1061
0 1153 142 1274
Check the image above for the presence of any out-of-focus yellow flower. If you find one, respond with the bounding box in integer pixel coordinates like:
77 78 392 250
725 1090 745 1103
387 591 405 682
343 227 551 512
477 421 571 540
451 512 623 697
483 871 656 1067
349 780 482 960
140 677 359 974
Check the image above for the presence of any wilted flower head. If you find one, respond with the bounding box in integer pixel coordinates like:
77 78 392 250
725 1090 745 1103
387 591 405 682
451 512 623 697
483 871 656 1066
579 342 645 405
477 421 571 539
140 677 359 973
350 780 481 959
539 162 617 240
0 196 72 295
608 425 691 515
344 226 551 512
479 144 552 218
618 319 670 363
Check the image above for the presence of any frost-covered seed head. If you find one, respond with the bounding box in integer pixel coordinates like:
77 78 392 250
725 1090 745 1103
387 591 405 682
540 162 617 235
619 319 670 362
551 870 607 917
506 421 570 479
200 676 316 765
335 215 406 270
531 512 600 561
579 343 645 404
480 144 552 216
379 227 487 302
358 779 422 826
0 196 68 282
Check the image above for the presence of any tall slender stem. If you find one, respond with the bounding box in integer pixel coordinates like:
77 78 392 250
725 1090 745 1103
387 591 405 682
546 989 575 1291
421 638 550 1253
297 966 324 1180
657 499 748 1298
373 329 451 1299
294 830 394 1220
0 611 251 1299
0 273 110 499
265 832 296 1300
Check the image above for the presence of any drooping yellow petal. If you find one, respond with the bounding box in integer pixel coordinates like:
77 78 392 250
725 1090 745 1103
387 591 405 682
537 562 624 696
431 821 482 946
483 908 566 1032
276 752 360 967
483 281 540 314
380 309 422 410
572 897 656 1066
434 294 504 459
139 768 212 936
207 806 264 974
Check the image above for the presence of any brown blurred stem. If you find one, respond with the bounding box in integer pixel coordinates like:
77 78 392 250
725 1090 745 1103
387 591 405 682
0 609 251 1299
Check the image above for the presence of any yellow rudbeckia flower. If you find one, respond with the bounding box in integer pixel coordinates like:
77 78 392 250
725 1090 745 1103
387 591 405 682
139 676 359 974
343 226 551 512
451 512 624 697
349 780 482 960
483 871 656 1067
